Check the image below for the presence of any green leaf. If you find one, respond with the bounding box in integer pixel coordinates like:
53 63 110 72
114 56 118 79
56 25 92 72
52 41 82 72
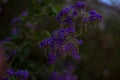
29 30 51 41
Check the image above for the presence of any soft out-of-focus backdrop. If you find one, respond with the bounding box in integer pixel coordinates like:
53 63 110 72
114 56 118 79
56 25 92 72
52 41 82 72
0 0 120 80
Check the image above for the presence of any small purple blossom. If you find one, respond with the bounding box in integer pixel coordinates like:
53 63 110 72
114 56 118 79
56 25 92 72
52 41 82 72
21 10 28 17
76 39 84 45
72 11 78 17
63 42 81 61
7 69 15 76
82 17 89 23
63 16 73 26
7 69 29 80
72 1 85 10
12 27 19 35
15 70 29 79
71 50 81 61
89 10 102 21
39 38 52 48
56 6 71 22
11 50 16 55
48 53 56 65
10 17 21 25
66 27 75 33
0 37 12 44
51 71 59 80
51 68 77 80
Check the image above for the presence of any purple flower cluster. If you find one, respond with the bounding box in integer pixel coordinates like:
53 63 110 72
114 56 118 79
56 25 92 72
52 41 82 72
21 10 28 17
11 27 19 35
56 7 71 22
51 66 77 80
51 71 77 80
7 69 29 80
56 1 102 27
40 27 83 64
39 1 102 80
89 10 102 21
3 1 102 80
72 1 85 10
0 37 12 44
10 17 22 26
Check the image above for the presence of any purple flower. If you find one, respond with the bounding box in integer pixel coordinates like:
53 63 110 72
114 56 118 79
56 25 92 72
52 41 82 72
0 37 11 44
89 10 102 21
51 68 77 80
0 37 12 43
76 39 84 45
12 27 19 35
82 17 89 23
7 69 15 76
64 16 73 26
39 38 52 48
71 50 81 61
15 70 29 79
73 1 85 10
40 27 82 64
57 7 70 17
63 43 74 52
7 69 29 80
11 50 16 55
56 6 71 22
21 10 28 17
48 53 56 65
66 27 75 33
10 17 21 25
51 71 59 80
63 42 80 61
65 74 77 80
72 11 78 17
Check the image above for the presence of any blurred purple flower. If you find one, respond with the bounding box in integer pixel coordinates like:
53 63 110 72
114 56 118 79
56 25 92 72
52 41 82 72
64 16 73 26
71 50 81 61
7 69 29 80
82 17 89 23
11 27 19 35
48 53 56 65
7 69 15 76
0 37 12 44
11 50 16 55
89 10 102 21
51 71 59 80
72 11 78 17
15 70 29 80
10 17 22 26
51 68 77 80
21 10 28 17
76 39 84 45
72 1 85 10
56 6 71 22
